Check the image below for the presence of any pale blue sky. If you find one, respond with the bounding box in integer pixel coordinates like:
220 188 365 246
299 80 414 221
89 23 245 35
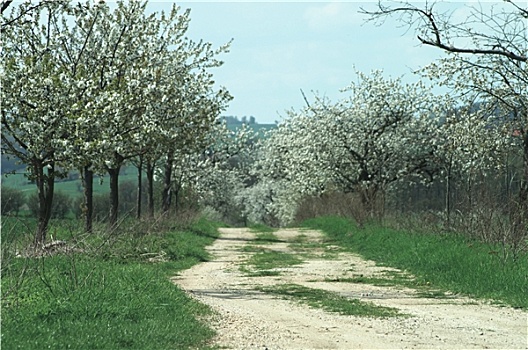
151 1 464 124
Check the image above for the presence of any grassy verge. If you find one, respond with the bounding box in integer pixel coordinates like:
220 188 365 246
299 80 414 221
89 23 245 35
302 216 528 309
258 283 402 317
1 217 221 349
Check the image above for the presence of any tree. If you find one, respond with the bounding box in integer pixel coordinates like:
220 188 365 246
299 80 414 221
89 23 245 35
361 0 528 206
2 1 73 245
62 1 230 226
191 122 256 223
429 109 508 226
157 77 231 215
1 0 50 28
254 71 446 225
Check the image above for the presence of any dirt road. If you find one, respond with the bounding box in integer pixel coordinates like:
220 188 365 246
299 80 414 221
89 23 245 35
173 228 528 349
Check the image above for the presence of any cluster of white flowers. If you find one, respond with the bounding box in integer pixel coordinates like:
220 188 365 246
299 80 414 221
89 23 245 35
1 0 234 230
241 70 511 226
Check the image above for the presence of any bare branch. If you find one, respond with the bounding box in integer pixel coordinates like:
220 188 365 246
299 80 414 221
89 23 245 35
417 34 527 62
1 0 13 14
361 1 527 62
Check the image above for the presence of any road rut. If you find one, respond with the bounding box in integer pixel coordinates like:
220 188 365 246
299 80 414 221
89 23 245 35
173 227 527 349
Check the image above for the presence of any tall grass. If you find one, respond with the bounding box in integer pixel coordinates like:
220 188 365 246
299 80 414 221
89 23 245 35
1 217 221 349
302 216 528 309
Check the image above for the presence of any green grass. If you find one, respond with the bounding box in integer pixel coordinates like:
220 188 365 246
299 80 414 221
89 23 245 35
302 216 528 309
246 250 303 270
248 224 280 245
287 233 341 260
240 250 303 277
324 272 451 299
325 275 410 287
253 232 281 244
258 283 402 317
248 223 276 233
1 218 221 349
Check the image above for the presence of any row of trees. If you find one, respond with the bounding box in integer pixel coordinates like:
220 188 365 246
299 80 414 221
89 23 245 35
363 0 527 201
248 72 516 225
2 1 526 252
1 0 236 244
237 1 527 253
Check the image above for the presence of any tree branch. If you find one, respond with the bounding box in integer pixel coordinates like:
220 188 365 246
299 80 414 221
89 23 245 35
417 35 527 62
361 2 527 62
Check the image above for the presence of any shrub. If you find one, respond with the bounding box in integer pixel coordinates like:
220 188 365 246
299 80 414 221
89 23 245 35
72 193 109 222
27 191 72 219
72 180 145 222
1 186 25 216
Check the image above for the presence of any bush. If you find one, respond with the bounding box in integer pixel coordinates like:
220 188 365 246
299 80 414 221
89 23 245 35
27 191 72 219
294 191 369 227
118 180 139 215
72 180 146 222
73 193 108 222
1 186 25 215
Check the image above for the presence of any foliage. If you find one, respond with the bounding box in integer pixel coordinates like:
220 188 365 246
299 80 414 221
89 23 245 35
1 185 25 215
1 0 232 239
249 71 461 226
27 191 72 220
163 122 257 225
360 0 528 235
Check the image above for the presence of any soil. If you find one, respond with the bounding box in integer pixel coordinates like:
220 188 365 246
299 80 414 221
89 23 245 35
173 227 528 350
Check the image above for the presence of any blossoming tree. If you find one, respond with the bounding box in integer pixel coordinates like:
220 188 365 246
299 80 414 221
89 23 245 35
2 0 232 242
252 71 449 226
361 0 527 209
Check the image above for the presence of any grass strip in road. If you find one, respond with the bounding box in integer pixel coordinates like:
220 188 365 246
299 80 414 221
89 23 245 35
252 231 281 244
258 283 402 317
248 223 277 233
302 216 528 309
324 275 451 299
246 250 303 270
240 250 303 277
248 224 283 244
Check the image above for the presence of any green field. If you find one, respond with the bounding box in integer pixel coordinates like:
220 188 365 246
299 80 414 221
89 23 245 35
2 167 139 198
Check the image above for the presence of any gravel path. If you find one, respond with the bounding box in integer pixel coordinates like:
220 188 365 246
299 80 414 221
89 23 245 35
173 227 528 349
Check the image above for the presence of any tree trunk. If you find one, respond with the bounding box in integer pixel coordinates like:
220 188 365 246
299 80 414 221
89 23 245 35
520 130 528 206
136 157 143 220
445 161 452 229
173 183 180 213
146 161 155 218
108 166 120 227
34 161 55 246
82 165 94 233
107 153 124 228
161 150 174 214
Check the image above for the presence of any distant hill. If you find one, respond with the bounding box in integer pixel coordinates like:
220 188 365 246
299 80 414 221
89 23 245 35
1 153 26 175
1 116 277 175
220 115 277 136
